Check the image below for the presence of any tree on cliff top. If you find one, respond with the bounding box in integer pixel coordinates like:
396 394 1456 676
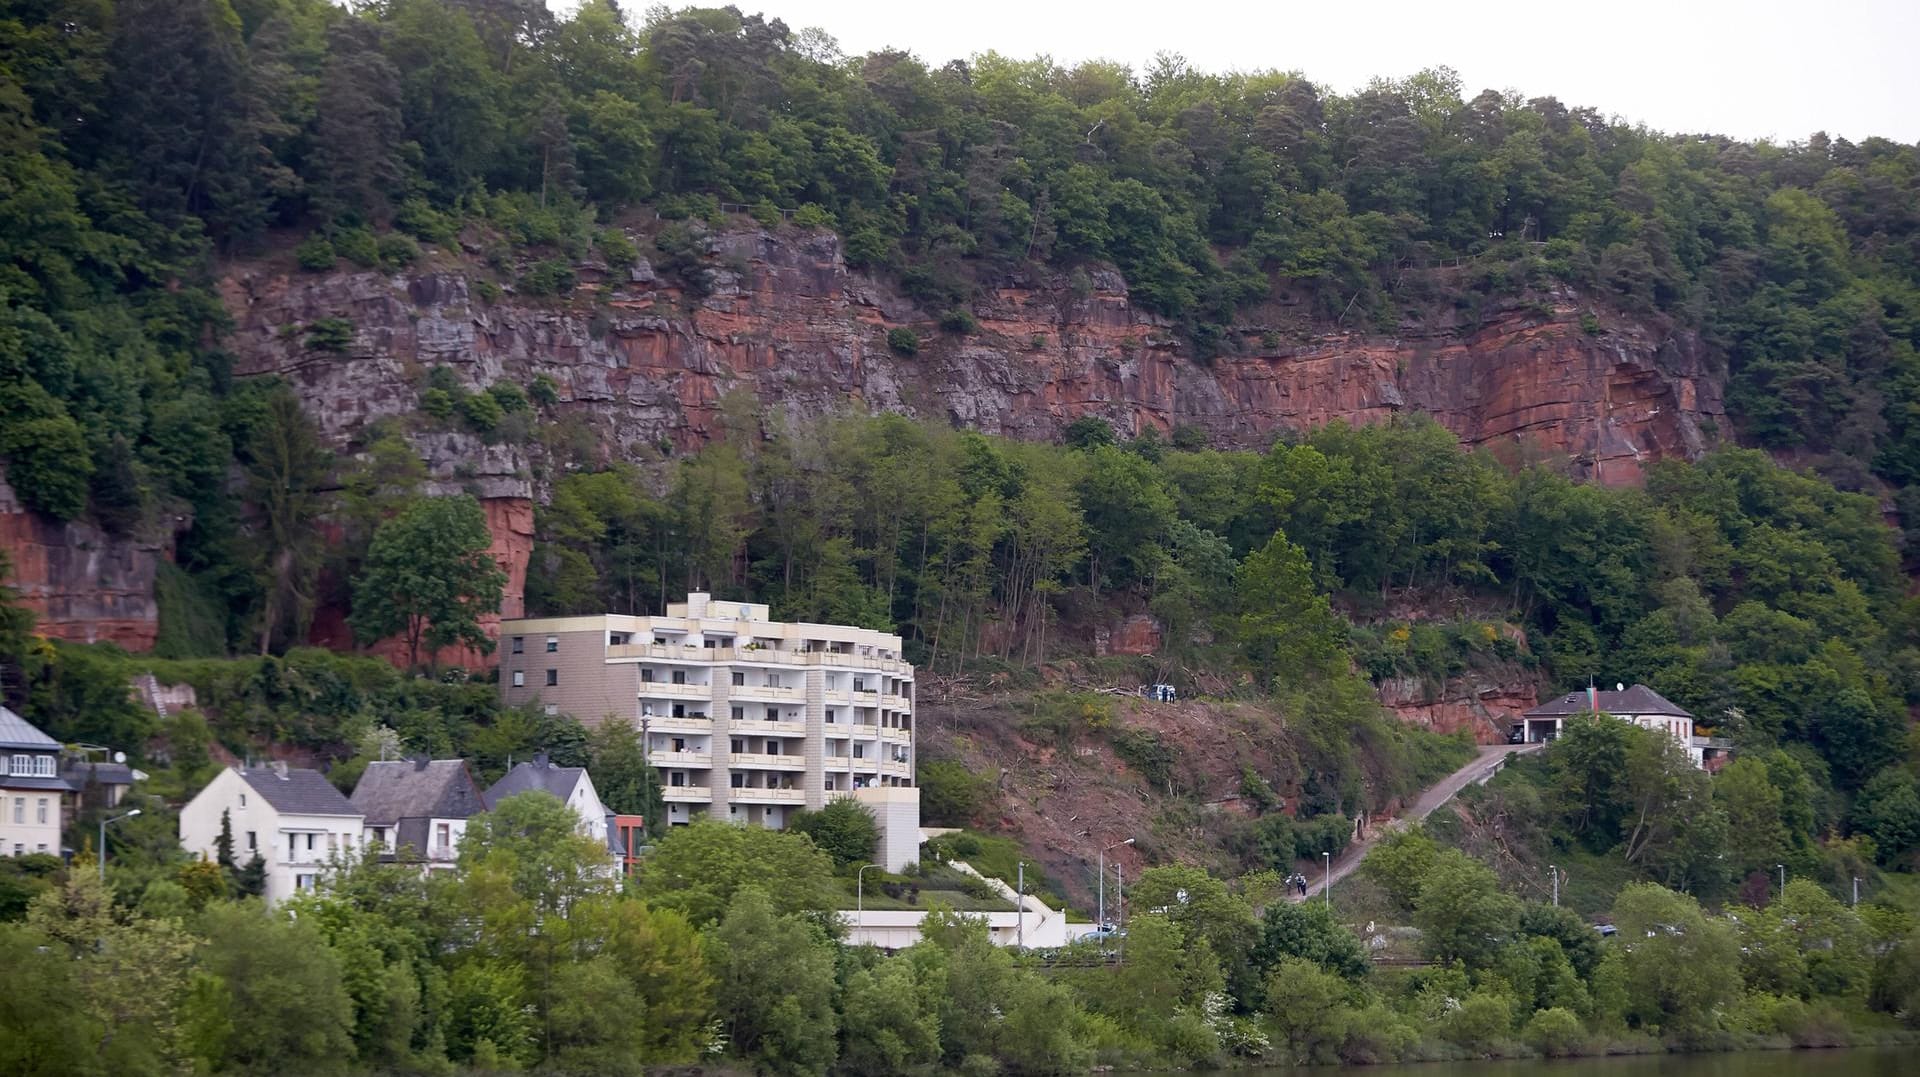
349 495 506 671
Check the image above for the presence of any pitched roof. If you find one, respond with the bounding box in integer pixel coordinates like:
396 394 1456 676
1524 684 1693 719
352 759 488 824
0 706 60 751
486 760 589 805
237 765 361 817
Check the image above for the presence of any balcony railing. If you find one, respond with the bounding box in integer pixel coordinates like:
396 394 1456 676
638 681 713 699
639 714 714 734
661 785 713 803
608 642 913 674
648 750 713 768
729 787 805 804
729 752 807 770
726 684 805 702
729 718 804 737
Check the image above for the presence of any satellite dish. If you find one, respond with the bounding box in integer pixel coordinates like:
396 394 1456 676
1616 683 1625 692
113 751 126 764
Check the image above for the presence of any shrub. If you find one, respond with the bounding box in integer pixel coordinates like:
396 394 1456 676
1524 1007 1584 1057
749 199 782 227
376 233 420 270
304 318 354 353
333 227 380 268
486 382 530 414
1443 991 1513 1054
528 374 560 407
886 327 919 356
792 203 834 229
394 197 458 245
788 798 878 867
1112 727 1175 791
919 759 992 825
459 390 505 434
597 228 638 268
520 259 577 297
939 307 979 334
419 388 455 420
471 278 502 304
295 234 336 271
842 226 892 268
1579 311 1604 335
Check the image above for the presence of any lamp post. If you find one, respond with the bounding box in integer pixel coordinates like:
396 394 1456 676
856 862 878 935
1550 864 1559 907
99 808 141 883
1323 850 1332 906
1777 863 1786 896
1852 876 1861 909
1098 837 1133 932
1016 862 1026 951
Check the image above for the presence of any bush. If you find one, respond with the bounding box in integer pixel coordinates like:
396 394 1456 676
788 798 877 867
749 199 782 227
394 197 458 245
520 259 577 297
1524 1007 1584 1057
792 203 834 229
459 389 505 434
486 382 530 414
528 374 560 407
376 232 420 270
919 759 992 825
294 234 336 271
304 318 354 353
420 387 455 419
939 307 979 334
1111 727 1175 791
597 228 638 268
1443 991 1513 1054
886 327 919 356
333 227 380 268
472 278 502 303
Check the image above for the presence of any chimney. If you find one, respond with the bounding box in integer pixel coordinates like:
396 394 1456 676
532 751 550 769
271 760 289 779
685 592 710 617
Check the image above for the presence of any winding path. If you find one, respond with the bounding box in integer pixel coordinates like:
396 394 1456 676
1290 741 1545 902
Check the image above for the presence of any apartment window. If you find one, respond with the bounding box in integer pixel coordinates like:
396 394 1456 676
824 777 837 791
609 632 630 646
511 671 525 687
672 738 687 752
731 672 745 686
854 678 867 692
307 833 317 852
297 874 317 892
10 798 20 823
730 773 745 788
546 636 559 653
36 798 48 824
731 706 744 721
765 707 778 722
545 669 558 687
766 742 780 756
731 738 745 753
327 832 338 851
765 674 780 688
511 636 524 654
826 709 837 724
545 705 558 716
670 772 686 787
11 843 20 855
672 704 686 718
853 745 865 759
671 670 686 685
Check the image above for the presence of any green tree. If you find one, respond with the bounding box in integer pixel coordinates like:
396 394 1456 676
240 386 332 656
632 819 838 928
182 903 356 1075
788 798 878 868
708 888 839 1075
1412 849 1519 968
349 494 508 670
1255 899 1371 982
1607 882 1740 1038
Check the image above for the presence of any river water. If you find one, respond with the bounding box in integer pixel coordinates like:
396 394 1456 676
1226 1048 1914 1077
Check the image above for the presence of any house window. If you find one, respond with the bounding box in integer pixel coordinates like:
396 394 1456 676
327 832 338 851
239 793 247 808
247 831 257 850
32 755 53 777
10 798 20 824
9 755 27 774
511 636 524 654
297 874 317 891
512 671 525 687
546 636 559 653
36 799 47 824
731 672 745 686
545 669 558 686
436 822 451 852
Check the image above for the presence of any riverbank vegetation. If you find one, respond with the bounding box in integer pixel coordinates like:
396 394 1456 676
4 791 1919 1077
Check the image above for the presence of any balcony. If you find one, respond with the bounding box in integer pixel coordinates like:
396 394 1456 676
727 684 805 703
879 727 912 743
849 690 882 706
847 723 880 738
661 785 713 804
729 718 803 738
648 750 712 769
638 681 713 700
881 759 913 776
730 787 805 804
729 752 807 771
640 714 714 735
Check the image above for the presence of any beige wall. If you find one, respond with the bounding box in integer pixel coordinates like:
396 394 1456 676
0 786 62 856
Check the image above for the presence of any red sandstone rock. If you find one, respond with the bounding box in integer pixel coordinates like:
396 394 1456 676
0 475 167 649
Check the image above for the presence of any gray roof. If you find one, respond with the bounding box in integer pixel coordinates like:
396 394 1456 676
0 706 60 751
238 765 360 817
486 760 589 805
352 759 488 825
1524 684 1693 719
62 761 140 786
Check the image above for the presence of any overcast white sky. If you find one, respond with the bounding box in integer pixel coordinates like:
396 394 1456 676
595 0 1919 143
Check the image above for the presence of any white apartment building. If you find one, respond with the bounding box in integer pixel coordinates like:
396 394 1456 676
499 593 916 833
179 763 364 904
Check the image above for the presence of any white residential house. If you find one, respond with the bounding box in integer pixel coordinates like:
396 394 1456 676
1 706 69 858
350 758 489 869
179 763 364 904
1520 683 1732 770
485 754 617 851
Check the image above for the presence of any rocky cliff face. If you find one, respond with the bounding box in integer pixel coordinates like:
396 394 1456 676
4 223 1723 652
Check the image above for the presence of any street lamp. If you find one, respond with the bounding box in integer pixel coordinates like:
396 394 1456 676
1098 837 1133 932
1777 864 1786 895
856 862 879 934
1323 850 1332 906
1549 864 1559 907
99 808 141 883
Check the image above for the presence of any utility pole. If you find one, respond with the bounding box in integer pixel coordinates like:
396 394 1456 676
1017 862 1026 951
99 808 141 883
1098 837 1133 932
1852 876 1861 909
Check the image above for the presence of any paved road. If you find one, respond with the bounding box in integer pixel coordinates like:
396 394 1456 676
1289 741 1545 902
